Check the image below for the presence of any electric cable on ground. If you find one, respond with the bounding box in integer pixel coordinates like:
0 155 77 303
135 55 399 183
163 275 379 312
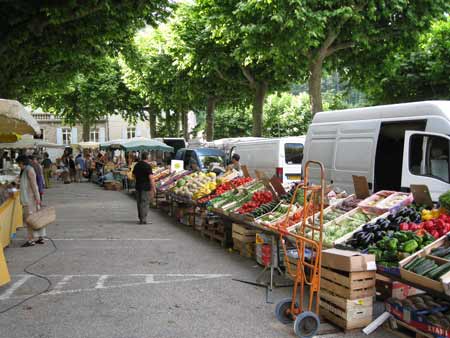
0 237 57 314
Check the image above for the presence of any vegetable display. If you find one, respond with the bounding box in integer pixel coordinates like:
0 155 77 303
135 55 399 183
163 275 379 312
172 172 217 200
404 257 450 280
197 177 253 205
237 191 273 214
337 196 362 212
399 214 450 239
439 190 450 213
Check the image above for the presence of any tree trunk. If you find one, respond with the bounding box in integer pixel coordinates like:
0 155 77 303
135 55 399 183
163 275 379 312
308 58 324 116
82 122 90 142
206 96 217 141
181 111 189 140
252 82 268 137
149 110 157 138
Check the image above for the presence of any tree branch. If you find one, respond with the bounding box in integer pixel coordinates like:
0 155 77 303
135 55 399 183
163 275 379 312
326 41 355 57
240 66 256 88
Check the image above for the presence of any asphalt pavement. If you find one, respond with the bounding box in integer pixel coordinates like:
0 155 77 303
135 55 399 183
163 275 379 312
0 181 395 338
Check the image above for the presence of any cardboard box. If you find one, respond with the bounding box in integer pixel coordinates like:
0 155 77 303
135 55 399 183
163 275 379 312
322 248 376 272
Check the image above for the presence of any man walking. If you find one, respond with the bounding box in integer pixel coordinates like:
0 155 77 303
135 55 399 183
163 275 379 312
132 152 156 224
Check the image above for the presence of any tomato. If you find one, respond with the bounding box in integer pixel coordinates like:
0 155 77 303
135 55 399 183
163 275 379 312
431 230 440 238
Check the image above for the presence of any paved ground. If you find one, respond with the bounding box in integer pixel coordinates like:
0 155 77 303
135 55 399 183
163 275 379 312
0 182 395 338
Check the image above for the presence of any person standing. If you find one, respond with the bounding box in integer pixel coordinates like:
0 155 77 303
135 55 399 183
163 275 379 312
29 155 45 201
17 155 45 247
132 152 156 224
68 155 76 182
75 153 85 183
229 153 243 177
41 152 52 188
85 154 93 182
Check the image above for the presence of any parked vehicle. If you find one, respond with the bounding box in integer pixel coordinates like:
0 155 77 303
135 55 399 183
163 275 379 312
231 137 305 183
175 148 226 171
303 101 450 200
154 138 187 156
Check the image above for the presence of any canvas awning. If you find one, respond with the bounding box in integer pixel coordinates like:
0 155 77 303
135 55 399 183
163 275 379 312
100 137 173 152
0 99 40 138
0 138 63 149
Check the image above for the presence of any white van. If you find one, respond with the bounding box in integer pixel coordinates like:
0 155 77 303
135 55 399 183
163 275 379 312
231 137 305 183
303 101 450 200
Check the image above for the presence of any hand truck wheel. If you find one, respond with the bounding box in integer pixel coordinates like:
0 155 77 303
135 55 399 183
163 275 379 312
275 298 298 324
293 311 320 338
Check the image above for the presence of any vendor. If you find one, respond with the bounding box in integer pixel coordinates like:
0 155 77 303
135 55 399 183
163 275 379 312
228 153 243 176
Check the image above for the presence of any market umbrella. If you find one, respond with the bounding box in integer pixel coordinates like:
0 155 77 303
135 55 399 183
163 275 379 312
0 138 64 149
119 137 173 152
72 141 100 149
0 99 40 139
99 139 126 150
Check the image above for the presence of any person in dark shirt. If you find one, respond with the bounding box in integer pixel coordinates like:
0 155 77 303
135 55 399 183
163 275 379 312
132 152 156 224
41 152 52 188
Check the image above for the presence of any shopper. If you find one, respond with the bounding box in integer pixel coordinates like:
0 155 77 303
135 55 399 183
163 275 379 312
84 154 93 182
68 155 76 182
17 155 45 247
41 152 52 188
132 152 156 224
75 153 85 183
29 155 44 201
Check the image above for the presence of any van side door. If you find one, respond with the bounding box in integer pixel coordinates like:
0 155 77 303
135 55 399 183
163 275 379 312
402 131 450 200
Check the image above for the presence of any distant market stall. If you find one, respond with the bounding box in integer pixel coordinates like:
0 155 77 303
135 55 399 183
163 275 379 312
100 137 173 152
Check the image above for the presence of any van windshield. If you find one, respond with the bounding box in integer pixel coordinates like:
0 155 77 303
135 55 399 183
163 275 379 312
285 143 304 164
199 155 224 168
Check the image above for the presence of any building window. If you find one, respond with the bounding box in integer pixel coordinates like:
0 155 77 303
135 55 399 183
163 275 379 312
127 127 136 139
62 128 71 145
90 128 99 142
34 128 45 140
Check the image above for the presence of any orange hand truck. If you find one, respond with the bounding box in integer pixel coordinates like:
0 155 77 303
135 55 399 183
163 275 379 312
266 160 325 338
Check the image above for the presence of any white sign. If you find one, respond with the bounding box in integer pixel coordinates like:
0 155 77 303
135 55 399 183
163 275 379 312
171 160 184 173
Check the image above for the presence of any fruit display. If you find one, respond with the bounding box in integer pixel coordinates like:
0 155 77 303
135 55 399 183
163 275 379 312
256 203 299 226
336 195 362 212
197 177 253 205
209 181 265 210
398 213 450 239
153 168 170 182
172 172 217 200
157 170 191 192
216 170 241 185
236 191 273 214
359 191 412 214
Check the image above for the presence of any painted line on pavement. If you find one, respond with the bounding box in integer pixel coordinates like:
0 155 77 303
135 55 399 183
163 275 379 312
0 274 231 300
0 275 32 300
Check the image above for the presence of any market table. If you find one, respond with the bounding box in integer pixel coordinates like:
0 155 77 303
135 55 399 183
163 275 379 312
0 191 22 248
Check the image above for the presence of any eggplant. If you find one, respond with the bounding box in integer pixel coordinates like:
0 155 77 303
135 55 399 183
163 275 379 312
374 230 386 241
363 233 375 245
362 223 376 232
387 214 396 222
379 221 390 231
393 216 403 225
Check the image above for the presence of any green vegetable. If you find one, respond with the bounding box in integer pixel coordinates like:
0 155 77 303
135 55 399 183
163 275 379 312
405 257 426 270
387 238 399 251
428 262 450 280
381 250 398 262
403 240 419 253
439 190 450 213
368 248 383 261
394 232 409 243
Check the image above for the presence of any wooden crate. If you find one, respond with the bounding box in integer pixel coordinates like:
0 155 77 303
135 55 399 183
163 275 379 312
321 266 376 300
319 289 372 330
232 223 257 243
233 239 255 258
104 181 122 191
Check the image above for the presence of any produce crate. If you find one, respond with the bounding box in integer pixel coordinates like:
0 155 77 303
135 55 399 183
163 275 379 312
376 274 424 301
201 220 232 247
384 317 434 338
233 239 255 258
399 236 450 293
104 180 122 191
319 289 373 330
321 266 376 300
232 223 257 243
385 295 449 323
358 190 413 215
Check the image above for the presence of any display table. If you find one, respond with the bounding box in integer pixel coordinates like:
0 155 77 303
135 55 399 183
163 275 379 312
0 192 23 248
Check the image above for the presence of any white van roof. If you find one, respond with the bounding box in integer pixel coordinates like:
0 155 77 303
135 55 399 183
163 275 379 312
313 101 450 124
234 136 306 145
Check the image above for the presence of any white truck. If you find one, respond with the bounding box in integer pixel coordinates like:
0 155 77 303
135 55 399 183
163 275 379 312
302 101 450 200
231 137 305 183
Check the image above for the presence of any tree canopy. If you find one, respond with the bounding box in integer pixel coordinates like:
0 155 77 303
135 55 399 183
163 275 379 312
0 0 172 99
360 18 450 104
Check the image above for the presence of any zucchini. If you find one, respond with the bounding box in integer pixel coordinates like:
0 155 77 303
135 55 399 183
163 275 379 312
414 260 435 274
428 262 450 280
405 257 426 270
420 263 439 276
